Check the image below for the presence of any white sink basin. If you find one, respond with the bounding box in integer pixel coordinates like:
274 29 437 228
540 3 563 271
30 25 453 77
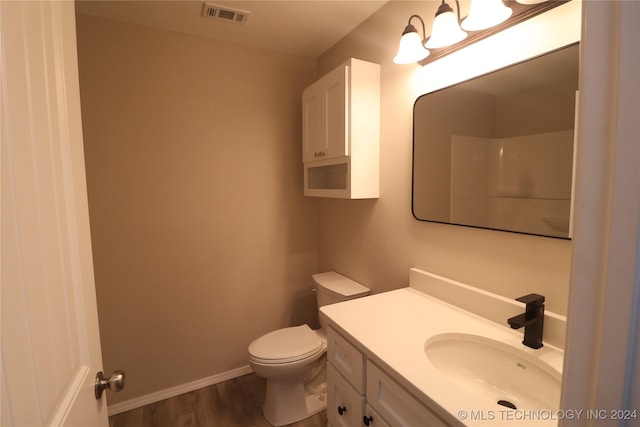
424 333 561 411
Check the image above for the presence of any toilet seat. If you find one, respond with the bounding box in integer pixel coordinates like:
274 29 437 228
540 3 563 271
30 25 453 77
249 325 323 364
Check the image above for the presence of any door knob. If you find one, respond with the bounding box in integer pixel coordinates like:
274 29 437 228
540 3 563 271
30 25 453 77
94 370 126 399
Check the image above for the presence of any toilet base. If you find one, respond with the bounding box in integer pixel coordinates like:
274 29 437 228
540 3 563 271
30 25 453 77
262 378 326 426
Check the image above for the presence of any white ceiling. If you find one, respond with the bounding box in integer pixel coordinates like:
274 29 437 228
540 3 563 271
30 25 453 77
75 0 389 58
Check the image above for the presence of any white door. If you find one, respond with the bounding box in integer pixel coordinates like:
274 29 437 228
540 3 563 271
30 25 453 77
2 1 112 425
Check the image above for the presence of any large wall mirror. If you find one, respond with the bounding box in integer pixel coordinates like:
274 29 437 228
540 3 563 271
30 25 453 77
412 43 579 239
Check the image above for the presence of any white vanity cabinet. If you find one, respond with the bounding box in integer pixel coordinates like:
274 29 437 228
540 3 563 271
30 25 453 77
327 327 445 427
302 58 380 199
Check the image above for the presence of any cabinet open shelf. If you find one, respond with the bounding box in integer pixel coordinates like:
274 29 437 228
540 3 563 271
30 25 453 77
308 163 348 190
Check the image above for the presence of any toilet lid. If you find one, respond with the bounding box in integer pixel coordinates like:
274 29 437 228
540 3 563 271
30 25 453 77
248 325 322 364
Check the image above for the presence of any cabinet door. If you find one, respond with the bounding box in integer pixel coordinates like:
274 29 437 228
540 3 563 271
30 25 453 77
327 363 365 427
302 64 348 163
367 361 449 427
302 84 323 162
323 65 348 159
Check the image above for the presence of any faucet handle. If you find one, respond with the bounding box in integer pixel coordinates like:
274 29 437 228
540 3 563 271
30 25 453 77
515 293 545 306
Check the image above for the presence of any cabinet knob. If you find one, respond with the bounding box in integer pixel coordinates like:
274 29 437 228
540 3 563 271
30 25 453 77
363 415 374 426
337 406 347 416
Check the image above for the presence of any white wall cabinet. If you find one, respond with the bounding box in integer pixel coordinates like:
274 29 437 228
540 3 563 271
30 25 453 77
302 58 380 199
327 327 449 427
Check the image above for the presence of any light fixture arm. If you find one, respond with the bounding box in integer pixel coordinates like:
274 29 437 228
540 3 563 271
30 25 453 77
405 14 427 41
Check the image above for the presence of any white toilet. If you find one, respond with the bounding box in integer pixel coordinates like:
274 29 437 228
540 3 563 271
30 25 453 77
248 271 370 426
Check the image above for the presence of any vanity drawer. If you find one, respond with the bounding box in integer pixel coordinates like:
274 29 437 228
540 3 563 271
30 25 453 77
327 363 365 427
328 327 366 392
366 360 449 427
364 404 391 427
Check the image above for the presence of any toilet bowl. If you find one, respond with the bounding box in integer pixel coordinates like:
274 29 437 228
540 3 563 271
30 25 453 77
248 272 370 426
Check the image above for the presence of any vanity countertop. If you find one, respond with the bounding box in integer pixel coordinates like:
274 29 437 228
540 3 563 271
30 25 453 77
320 285 565 427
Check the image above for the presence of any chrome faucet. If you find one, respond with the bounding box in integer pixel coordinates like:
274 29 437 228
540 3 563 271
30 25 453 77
507 294 545 349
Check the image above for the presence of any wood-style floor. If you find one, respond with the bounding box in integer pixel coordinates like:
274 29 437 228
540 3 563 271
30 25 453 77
108 373 327 427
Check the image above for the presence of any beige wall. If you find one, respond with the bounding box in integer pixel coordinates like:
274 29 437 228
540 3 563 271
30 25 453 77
316 1 580 315
76 15 318 404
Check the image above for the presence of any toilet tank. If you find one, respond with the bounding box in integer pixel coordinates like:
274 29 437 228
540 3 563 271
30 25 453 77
313 271 370 308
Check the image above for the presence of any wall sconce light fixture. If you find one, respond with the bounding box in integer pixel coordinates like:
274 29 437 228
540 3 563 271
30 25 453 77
462 0 513 31
393 15 430 64
425 1 467 49
394 0 570 66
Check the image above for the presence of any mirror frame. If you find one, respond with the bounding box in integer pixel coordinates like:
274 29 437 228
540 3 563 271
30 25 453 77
411 43 579 239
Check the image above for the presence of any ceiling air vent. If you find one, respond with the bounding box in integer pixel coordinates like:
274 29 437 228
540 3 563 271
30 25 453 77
202 3 250 24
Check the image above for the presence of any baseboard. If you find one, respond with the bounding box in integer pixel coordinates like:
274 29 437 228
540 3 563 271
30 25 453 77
107 365 254 416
